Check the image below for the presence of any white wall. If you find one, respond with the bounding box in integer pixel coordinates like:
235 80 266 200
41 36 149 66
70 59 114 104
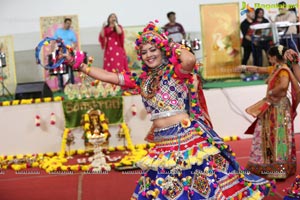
1 0 297 51
0 0 235 51
1 0 239 35
2 85 300 155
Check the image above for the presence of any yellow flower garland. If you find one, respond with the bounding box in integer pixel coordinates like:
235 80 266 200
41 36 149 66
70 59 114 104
0 96 63 107
113 123 149 168
121 123 135 152
0 133 240 172
0 99 241 172
0 142 156 171
59 128 70 158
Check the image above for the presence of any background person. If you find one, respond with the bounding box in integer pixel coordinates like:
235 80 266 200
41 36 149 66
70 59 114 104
99 13 128 72
163 11 186 43
53 18 78 91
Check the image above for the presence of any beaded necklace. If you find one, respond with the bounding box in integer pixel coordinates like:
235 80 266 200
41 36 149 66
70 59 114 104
140 64 165 99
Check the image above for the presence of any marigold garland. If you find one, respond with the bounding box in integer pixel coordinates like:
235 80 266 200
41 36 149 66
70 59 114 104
112 123 149 169
0 138 241 172
121 123 135 152
0 132 240 172
59 128 70 158
0 96 63 107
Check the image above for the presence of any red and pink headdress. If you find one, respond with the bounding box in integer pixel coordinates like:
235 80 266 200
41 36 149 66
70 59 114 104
135 20 172 60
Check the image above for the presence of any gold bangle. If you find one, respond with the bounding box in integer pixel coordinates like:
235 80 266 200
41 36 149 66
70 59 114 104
241 65 247 73
86 67 91 74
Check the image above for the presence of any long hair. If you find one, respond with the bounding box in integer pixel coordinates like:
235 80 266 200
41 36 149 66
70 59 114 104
106 13 118 32
254 8 264 22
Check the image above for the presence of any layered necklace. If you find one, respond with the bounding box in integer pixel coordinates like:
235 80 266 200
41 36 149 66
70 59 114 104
141 64 165 99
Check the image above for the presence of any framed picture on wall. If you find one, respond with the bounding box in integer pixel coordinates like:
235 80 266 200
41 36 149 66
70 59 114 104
0 35 17 97
123 25 144 73
200 3 241 79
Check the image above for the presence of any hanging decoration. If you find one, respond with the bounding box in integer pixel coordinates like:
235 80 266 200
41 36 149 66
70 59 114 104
35 115 41 127
50 112 56 125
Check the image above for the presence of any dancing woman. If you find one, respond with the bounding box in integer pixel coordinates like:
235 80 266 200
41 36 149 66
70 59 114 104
73 21 273 199
238 45 300 180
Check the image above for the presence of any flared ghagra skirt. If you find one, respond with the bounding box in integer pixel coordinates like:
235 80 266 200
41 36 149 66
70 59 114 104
131 118 274 200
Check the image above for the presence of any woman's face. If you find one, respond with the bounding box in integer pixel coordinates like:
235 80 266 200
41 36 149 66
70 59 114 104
140 43 163 69
268 55 278 65
108 14 117 24
258 10 264 18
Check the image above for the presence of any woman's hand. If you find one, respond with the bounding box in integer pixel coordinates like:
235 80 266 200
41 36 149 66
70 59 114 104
267 93 280 104
72 51 86 70
284 49 298 63
61 50 74 64
61 50 86 70
235 65 247 73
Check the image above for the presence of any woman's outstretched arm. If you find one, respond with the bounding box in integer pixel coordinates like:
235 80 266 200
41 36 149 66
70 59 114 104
79 63 119 85
236 65 271 74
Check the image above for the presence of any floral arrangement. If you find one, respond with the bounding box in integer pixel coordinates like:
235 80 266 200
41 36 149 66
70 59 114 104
64 82 122 100
0 147 150 173
82 110 110 141
112 123 148 169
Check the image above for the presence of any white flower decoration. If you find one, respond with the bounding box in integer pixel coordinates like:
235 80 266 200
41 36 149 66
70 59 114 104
278 45 284 56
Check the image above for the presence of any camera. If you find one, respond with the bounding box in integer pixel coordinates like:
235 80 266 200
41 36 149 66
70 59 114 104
0 52 6 67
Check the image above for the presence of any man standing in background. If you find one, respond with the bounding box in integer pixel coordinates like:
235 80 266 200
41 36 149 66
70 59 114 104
275 1 298 52
53 18 78 91
163 12 186 43
54 18 77 50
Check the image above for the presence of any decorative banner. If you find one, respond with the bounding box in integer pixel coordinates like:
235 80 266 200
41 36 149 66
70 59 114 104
239 0 297 21
200 3 241 79
123 26 144 73
39 15 81 91
0 35 17 96
62 96 123 128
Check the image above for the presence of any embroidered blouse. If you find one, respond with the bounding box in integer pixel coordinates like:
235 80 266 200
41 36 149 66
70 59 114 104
119 63 203 121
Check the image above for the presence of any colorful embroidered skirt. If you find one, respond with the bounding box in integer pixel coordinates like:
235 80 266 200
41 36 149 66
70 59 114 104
284 174 300 200
246 97 296 180
131 118 273 199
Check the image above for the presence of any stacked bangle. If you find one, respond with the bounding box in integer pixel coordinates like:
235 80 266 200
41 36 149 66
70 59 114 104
79 63 91 75
86 67 91 74
117 73 125 86
241 65 247 73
